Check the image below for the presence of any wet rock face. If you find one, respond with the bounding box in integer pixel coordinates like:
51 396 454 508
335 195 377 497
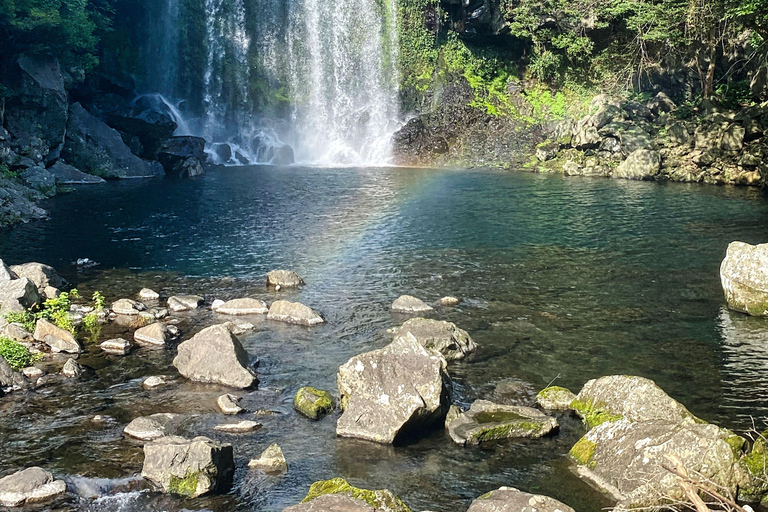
720 241 768 316
447 400 558 445
570 419 740 511
283 494 375 512
141 436 234 497
392 317 476 361
158 136 206 177
466 486 575 512
0 467 67 507
336 334 452 444
173 324 257 388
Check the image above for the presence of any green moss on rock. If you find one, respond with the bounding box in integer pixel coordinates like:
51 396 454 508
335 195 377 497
303 477 411 512
569 437 597 467
168 471 200 496
294 387 335 420
571 398 623 429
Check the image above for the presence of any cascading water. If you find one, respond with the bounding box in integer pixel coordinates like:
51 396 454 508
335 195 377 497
145 0 401 166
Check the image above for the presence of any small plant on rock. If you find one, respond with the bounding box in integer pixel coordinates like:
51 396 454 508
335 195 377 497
0 336 39 370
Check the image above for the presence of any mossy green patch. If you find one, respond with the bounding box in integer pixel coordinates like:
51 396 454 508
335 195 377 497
569 437 597 466
294 387 335 420
303 477 411 512
168 471 200 496
0 336 40 370
726 433 746 459
570 398 623 429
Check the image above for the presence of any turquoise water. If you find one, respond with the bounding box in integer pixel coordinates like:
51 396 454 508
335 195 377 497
2 166 768 511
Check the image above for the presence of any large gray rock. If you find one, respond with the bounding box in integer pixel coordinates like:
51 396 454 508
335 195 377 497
141 436 234 497
20 167 56 196
336 334 452 444
4 55 68 161
33 318 82 353
62 358 84 378
105 103 177 159
0 277 41 313
572 375 697 429
720 241 768 316
267 300 325 326
266 269 305 288
619 127 653 154
0 467 67 507
283 494 375 512
216 298 268 316
614 149 661 180
391 295 433 314
158 137 206 177
392 317 477 361
466 487 575 512
173 324 257 388
720 124 745 152
134 322 168 346
447 400 558 445
569 419 741 511
0 260 17 282
46 161 105 184
62 103 157 179
9 262 65 290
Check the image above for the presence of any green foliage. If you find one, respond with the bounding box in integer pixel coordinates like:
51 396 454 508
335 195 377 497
715 80 755 109
81 290 104 333
39 289 77 333
3 310 36 332
524 85 568 122
0 336 38 370
0 163 19 180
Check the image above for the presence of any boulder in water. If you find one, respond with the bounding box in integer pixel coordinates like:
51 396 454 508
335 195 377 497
211 143 232 163
266 270 305 288
267 300 324 326
134 322 168 346
167 295 203 312
124 413 179 441
447 400 558 445
248 443 287 474
111 298 145 316
720 241 768 316
46 161 105 184
100 338 131 355
536 385 576 410
34 319 82 354
62 358 84 378
336 334 451 444
217 394 243 415
283 494 375 512
392 317 476 361
105 103 178 158
288 478 411 512
213 420 261 433
216 298 268 316
158 136 206 177
0 467 67 507
141 435 234 497
173 324 257 388
466 487 575 512
294 387 335 420
391 295 433 314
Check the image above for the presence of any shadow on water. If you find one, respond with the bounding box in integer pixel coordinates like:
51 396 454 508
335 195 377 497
1 166 768 511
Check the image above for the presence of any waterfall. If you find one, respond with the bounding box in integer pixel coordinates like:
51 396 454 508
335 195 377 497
146 0 401 166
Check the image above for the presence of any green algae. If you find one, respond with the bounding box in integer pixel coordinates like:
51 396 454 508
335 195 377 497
168 471 200 496
569 437 597 467
303 477 411 512
570 398 623 429
294 387 335 420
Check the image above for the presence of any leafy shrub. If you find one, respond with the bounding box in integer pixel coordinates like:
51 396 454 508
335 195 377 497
0 337 38 370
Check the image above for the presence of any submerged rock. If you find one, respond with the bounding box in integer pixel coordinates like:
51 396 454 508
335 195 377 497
216 298 268 316
133 322 168 346
466 487 575 512
0 467 67 507
536 386 577 410
447 400 558 445
391 295 433 314
291 478 411 512
267 269 304 288
167 295 203 312
124 413 179 441
572 375 697 429
720 241 768 316
267 300 325 326
392 317 476 361
173 324 257 388
34 318 82 353
213 420 261 433
142 376 168 389
248 443 287 474
217 394 243 415
336 334 451 444
141 435 234 497
294 387 334 420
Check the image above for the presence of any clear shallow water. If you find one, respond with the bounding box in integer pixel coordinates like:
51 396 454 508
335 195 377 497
2 166 768 511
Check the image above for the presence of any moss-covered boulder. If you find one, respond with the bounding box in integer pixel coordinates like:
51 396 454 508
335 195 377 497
141 435 234 497
447 400 558 446
569 419 741 511
294 387 334 420
535 385 576 410
292 478 411 512
720 241 768 316
737 436 768 503
572 375 698 429
466 486 575 512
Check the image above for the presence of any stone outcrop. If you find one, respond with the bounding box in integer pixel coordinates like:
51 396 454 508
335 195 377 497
267 300 325 326
466 487 575 512
392 317 477 361
9 262 65 290
720 241 768 316
447 400 558 445
141 436 234 497
0 467 67 507
336 334 451 444
46 161 105 184
173 324 257 388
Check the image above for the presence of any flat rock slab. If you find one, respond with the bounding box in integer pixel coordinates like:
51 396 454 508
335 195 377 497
248 444 287 474
267 270 304 288
216 298 268 316
141 435 234 497
217 394 243 415
34 318 81 353
167 295 203 312
447 400 558 445
392 317 476 361
0 467 67 507
466 486 575 512
173 324 257 388
391 295 433 314
111 298 145 316
213 420 261 433
721 241 768 316
124 413 180 441
100 338 131 355
337 334 451 444
267 300 325 326
134 322 168 346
